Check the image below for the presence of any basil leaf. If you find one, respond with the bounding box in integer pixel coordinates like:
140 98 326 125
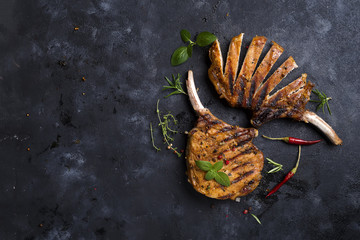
180 29 191 43
205 170 216 180
187 44 193 57
171 46 189 66
195 160 212 171
196 32 217 47
215 172 230 187
212 161 223 171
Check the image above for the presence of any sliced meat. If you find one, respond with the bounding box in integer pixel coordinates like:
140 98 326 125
186 70 264 200
208 34 342 145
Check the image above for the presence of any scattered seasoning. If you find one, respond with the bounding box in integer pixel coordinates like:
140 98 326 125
266 146 302 198
235 197 241 202
26 113 30 117
246 46 249 49
225 214 229 218
184 131 189 134
74 27 79 31
243 209 248 214
82 76 86 82
251 214 261 225
180 149 184 153
94 188 97 191
225 160 230 165
74 139 81 144
26 147 30 151
39 223 43 227
82 92 86 96
262 135 321 145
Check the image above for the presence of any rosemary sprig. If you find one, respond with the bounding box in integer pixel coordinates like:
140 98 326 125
150 123 160 152
163 74 187 98
310 89 332 115
156 99 182 157
266 158 283 174
251 214 262 225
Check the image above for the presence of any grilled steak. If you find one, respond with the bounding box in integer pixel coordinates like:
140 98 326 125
186 70 264 200
209 34 342 145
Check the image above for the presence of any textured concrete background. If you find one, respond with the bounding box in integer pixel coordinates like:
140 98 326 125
0 0 359 239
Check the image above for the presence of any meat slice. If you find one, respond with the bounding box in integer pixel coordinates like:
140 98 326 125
186 70 264 200
209 34 342 145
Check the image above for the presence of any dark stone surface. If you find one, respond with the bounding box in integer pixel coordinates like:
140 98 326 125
0 0 359 239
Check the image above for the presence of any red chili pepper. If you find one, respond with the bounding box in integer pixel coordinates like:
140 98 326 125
225 160 230 165
266 146 301 198
217 155 223 159
262 135 321 145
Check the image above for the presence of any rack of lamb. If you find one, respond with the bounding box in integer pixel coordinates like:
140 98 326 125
208 34 342 145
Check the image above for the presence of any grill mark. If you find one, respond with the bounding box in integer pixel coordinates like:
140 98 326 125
255 84 268 110
232 170 255 184
237 76 245 107
217 126 234 133
270 108 287 120
247 80 256 108
206 120 222 127
223 131 248 142
228 147 254 162
229 72 234 95
269 94 282 107
231 161 251 171
242 180 256 193
218 193 234 199
254 108 272 125
234 138 252 147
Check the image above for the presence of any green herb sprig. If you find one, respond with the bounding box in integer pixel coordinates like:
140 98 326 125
195 160 230 187
163 73 187 98
171 29 217 66
310 89 332 115
266 158 283 174
150 123 160 151
156 99 182 157
251 214 262 225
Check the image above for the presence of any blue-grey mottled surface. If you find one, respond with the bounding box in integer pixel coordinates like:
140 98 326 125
0 0 359 239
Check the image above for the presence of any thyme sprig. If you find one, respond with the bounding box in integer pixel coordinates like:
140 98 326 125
163 74 187 98
310 89 332 115
266 158 283 174
156 99 182 157
150 123 160 152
